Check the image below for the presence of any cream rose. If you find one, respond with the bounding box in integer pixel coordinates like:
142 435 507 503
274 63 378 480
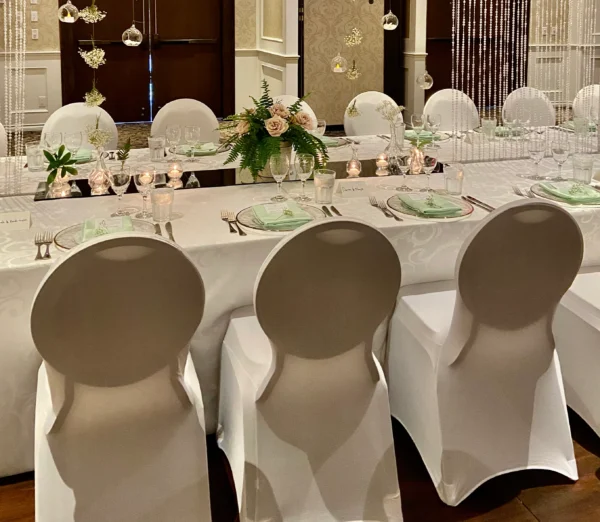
269 103 290 119
236 120 250 135
265 115 289 137
294 111 315 131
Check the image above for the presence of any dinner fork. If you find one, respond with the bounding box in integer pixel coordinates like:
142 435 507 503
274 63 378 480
370 195 393 219
378 200 403 221
34 233 45 261
227 211 246 236
42 231 53 259
221 209 237 234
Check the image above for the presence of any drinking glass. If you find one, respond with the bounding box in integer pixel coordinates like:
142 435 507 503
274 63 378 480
295 153 315 201
316 119 327 137
64 132 83 156
134 167 156 218
572 153 594 184
184 126 202 161
166 125 182 160
411 114 425 147
148 136 166 162
109 167 132 216
420 145 438 192
551 139 570 181
528 138 547 180
426 113 442 141
444 164 465 195
152 187 174 222
26 142 45 172
269 153 290 202
43 132 62 153
481 117 497 141
314 169 336 204
396 148 412 192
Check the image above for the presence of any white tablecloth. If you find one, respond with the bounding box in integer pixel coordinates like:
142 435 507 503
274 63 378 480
1 137 600 478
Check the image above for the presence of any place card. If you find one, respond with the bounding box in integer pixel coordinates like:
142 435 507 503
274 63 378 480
0 211 31 231
337 180 367 198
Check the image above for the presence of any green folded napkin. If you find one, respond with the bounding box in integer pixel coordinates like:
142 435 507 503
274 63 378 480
561 121 597 132
539 181 600 204
252 201 312 230
320 136 342 147
74 149 93 163
82 217 134 242
397 193 462 217
495 126 520 137
179 142 218 156
405 130 436 139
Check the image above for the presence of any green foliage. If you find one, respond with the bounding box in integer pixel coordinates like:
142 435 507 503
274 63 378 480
44 145 78 185
117 138 131 167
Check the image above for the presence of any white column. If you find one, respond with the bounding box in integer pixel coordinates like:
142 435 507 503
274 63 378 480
404 0 427 116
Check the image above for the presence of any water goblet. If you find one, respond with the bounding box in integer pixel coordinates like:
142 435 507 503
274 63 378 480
551 139 570 181
316 119 327 137
134 167 156 218
184 126 202 162
396 148 412 192
295 153 315 201
269 153 290 202
411 114 425 147
64 132 83 157
527 138 547 180
426 114 442 142
110 167 132 216
166 125 182 161
420 144 439 192
43 132 63 153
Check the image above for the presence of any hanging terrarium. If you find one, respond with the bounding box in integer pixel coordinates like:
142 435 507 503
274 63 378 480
123 24 143 47
346 61 361 81
331 53 349 74
381 10 399 31
58 0 79 23
417 70 434 90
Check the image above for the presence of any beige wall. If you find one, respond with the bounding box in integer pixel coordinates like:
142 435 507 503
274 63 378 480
235 0 256 49
0 1 60 52
304 0 384 125
529 0 570 44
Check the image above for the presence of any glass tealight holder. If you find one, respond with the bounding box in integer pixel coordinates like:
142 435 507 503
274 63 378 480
26 142 45 172
314 169 336 204
376 166 389 177
444 164 465 195
151 187 175 222
346 146 362 177
88 167 111 196
167 162 184 189
376 153 389 169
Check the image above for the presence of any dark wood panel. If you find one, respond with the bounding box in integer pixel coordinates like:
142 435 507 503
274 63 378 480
154 0 220 40
384 0 406 106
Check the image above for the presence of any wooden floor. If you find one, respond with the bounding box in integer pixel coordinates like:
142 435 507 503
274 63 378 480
1 412 598 522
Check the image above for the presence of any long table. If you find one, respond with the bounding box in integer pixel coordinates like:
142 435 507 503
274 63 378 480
1 136 600 478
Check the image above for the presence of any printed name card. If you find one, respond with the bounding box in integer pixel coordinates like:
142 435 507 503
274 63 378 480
0 211 31 231
337 180 367 199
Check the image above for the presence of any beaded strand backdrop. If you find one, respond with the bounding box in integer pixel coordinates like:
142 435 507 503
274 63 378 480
2 0 28 195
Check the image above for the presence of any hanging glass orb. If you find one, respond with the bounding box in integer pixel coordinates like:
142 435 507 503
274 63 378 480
381 10 399 31
331 54 348 74
122 24 144 47
58 1 79 23
417 70 434 90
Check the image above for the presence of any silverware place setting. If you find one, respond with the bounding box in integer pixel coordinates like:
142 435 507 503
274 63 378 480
227 211 246 236
165 222 176 242
322 206 343 218
34 232 53 261
512 185 535 199
154 223 162 236
221 209 236 234
462 195 495 212
369 195 403 221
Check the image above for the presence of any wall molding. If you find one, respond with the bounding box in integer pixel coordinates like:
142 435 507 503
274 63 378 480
0 50 60 58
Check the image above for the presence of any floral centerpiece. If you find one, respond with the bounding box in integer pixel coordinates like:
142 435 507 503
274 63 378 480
44 145 78 198
224 81 328 181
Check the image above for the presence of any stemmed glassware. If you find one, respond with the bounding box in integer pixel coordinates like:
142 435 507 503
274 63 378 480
411 114 425 147
420 144 438 192
43 132 63 153
397 147 412 192
166 125 182 161
551 139 570 181
316 119 327 137
269 153 290 202
527 138 547 180
110 167 132 216
184 126 201 162
134 167 156 218
426 114 441 142
64 132 83 158
294 153 315 202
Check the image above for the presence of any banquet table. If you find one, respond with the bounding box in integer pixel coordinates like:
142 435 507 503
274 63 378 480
1 135 600 478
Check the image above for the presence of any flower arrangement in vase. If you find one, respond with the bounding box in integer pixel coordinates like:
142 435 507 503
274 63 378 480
224 81 328 181
44 145 78 198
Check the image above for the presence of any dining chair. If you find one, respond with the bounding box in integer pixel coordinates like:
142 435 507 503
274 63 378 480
344 91 403 136
387 200 583 506
572 85 600 122
502 87 556 127
423 89 480 132
151 99 220 144
0 121 7 157
275 94 318 130
41 102 119 150
218 219 404 521
31 234 212 522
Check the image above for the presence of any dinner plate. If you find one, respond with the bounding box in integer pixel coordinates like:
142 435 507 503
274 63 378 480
54 219 156 250
236 203 326 232
530 182 600 207
387 193 474 221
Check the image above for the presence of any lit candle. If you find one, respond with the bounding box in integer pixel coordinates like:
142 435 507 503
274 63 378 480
376 153 389 168
348 168 360 177
140 171 153 185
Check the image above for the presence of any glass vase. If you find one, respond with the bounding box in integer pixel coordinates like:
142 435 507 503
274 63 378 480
410 146 425 175
49 172 72 199
88 148 111 196
385 121 405 176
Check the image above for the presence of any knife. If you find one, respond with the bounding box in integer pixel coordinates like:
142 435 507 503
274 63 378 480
165 222 175 242
322 206 333 217
462 196 495 213
331 206 343 216
154 223 162 236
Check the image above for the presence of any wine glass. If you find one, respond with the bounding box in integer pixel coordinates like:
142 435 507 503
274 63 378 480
110 167 132 216
396 148 412 192
269 153 290 202
426 114 442 142
166 125 182 161
184 126 201 162
527 138 547 180
420 145 438 192
134 167 156 218
295 153 315 202
551 139 570 181
411 114 425 147
43 132 62 153
64 132 83 157
316 119 327 137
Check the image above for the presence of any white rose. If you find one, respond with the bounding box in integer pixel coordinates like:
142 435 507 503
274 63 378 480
294 111 315 131
236 120 250 135
269 103 290 119
265 115 289 137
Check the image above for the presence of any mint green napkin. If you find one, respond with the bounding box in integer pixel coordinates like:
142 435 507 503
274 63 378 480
74 149 93 163
539 181 600 204
397 194 462 217
252 201 312 230
561 121 597 132
179 143 218 156
82 217 134 242
405 130 436 140
320 136 342 147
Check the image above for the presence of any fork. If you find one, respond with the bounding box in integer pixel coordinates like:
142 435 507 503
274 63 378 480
227 211 247 236
42 231 53 259
34 233 45 261
370 195 393 219
221 209 237 234
378 200 403 221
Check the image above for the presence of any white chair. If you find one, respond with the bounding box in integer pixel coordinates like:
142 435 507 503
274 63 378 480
502 87 556 127
151 99 220 143
31 235 212 522
423 89 480 132
344 91 403 136
554 271 600 437
387 200 583 507
0 121 7 157
572 85 600 122
274 94 318 130
218 219 404 521
42 103 118 150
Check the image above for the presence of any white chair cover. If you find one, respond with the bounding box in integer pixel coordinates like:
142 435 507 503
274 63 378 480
344 91 403 136
219 219 403 521
554 271 600 437
31 234 212 522
0 121 7 157
423 89 480 132
42 103 118 150
151 99 220 143
502 87 556 126
274 94 318 131
387 200 583 506
572 85 600 121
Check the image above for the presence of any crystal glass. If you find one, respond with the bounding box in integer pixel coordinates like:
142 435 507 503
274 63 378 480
166 125 182 161
346 146 362 178
420 144 439 192
426 114 442 141
151 187 174 222
481 117 497 141
528 138 547 180
444 164 465 195
551 139 570 181
64 132 83 156
43 132 63 153
316 120 327 137
295 153 315 202
167 162 184 189
109 167 132 217
26 142 45 172
411 114 425 147
134 167 156 218
396 147 412 192
572 153 595 184
385 121 405 159
270 153 290 202
381 10 399 30
184 126 202 162
148 136 165 162
314 169 336 204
